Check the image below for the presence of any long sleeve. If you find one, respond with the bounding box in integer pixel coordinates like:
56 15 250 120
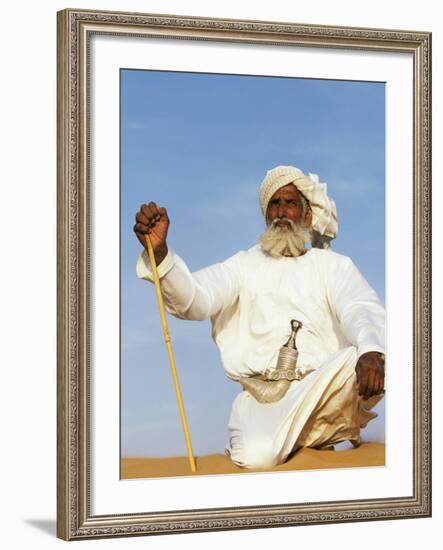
136 249 244 321
326 255 385 358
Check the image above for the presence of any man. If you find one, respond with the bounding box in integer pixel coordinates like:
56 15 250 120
133 165 385 469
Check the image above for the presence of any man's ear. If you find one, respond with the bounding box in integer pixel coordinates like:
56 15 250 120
304 207 313 226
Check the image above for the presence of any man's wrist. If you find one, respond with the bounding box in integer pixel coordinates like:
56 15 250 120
358 350 385 361
356 351 385 369
154 245 168 265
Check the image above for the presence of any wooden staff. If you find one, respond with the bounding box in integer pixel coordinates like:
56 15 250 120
144 234 196 473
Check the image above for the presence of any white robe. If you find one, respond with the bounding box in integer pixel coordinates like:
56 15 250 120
137 245 385 468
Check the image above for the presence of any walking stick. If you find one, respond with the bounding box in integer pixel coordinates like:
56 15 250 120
144 234 196 473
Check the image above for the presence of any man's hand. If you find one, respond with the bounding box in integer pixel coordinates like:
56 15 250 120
133 202 169 265
355 351 385 400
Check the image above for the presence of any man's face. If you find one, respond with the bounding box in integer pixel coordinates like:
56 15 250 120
266 184 311 229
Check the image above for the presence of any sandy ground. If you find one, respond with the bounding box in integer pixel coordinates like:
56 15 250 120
121 442 385 479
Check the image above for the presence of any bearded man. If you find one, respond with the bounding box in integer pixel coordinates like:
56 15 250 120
133 165 385 469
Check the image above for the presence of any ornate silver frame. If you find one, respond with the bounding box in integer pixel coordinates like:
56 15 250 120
57 8 431 540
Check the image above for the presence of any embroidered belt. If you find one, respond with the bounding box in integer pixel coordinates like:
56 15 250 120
261 366 314 381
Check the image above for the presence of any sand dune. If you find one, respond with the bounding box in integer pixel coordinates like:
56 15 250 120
121 442 385 479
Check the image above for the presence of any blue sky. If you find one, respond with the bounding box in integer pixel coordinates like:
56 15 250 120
120 69 385 458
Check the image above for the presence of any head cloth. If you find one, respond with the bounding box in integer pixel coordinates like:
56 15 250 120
259 165 338 249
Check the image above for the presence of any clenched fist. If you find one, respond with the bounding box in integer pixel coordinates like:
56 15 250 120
133 202 170 265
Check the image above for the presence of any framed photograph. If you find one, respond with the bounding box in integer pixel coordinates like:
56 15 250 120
57 8 431 540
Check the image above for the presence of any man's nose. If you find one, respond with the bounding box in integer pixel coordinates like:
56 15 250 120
277 201 286 217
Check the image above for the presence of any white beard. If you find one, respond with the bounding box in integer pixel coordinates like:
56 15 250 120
259 218 311 258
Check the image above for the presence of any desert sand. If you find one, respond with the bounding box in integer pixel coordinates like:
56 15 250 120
121 442 385 479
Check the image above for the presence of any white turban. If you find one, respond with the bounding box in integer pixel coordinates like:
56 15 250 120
259 165 338 248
